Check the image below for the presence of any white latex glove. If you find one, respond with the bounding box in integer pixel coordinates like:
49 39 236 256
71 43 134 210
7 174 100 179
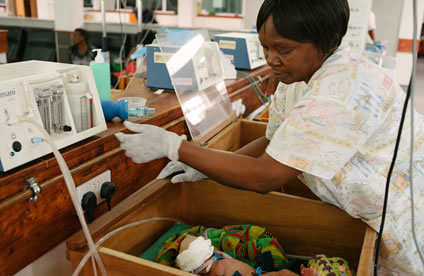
157 161 207 183
115 121 186 164
231 99 246 117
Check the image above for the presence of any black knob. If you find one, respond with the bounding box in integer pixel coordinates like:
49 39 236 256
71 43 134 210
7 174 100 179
81 191 97 223
12 141 22 152
63 125 72 132
100 181 116 211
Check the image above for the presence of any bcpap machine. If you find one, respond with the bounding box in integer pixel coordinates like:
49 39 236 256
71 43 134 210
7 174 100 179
0 61 107 172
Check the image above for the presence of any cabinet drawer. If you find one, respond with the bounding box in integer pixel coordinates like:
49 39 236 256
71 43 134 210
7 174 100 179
67 179 375 275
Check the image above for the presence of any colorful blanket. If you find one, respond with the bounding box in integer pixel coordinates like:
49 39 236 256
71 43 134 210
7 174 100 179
154 224 288 270
301 254 353 276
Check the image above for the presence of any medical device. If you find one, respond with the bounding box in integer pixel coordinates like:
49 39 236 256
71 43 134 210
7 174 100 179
146 41 225 92
213 32 266 70
146 44 174 90
0 61 107 172
101 98 155 121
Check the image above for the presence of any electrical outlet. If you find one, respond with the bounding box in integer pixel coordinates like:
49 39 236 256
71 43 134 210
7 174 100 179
77 170 111 205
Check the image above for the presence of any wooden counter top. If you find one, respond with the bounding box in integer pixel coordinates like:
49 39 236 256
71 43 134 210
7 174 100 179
0 30 7 53
0 65 276 275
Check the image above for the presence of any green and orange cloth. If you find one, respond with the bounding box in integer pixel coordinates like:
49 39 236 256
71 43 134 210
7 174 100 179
153 224 353 276
300 254 353 276
154 224 288 270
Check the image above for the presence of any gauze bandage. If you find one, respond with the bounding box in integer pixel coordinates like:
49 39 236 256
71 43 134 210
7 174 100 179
176 236 214 273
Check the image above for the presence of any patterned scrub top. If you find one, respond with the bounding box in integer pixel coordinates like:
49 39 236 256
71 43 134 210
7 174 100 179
265 48 424 275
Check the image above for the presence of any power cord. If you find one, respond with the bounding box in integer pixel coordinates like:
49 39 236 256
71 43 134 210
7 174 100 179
373 74 411 275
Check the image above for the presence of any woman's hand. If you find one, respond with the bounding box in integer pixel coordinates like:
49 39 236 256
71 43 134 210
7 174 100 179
115 121 186 164
157 161 207 183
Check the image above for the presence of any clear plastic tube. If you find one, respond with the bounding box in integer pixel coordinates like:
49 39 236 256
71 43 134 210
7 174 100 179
73 217 180 275
22 118 107 276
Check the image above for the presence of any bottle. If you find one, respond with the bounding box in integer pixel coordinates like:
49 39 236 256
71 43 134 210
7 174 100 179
90 49 111 100
66 71 93 132
100 99 155 121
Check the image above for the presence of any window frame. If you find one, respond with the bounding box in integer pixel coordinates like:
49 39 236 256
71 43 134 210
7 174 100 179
198 0 245 17
115 0 176 13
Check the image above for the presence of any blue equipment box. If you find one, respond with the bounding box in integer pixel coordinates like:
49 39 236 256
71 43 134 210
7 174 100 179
146 42 224 92
146 44 174 90
213 32 266 70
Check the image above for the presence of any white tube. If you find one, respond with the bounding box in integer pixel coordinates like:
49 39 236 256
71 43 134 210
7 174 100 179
23 118 107 276
73 217 180 275
137 0 143 33
101 0 107 38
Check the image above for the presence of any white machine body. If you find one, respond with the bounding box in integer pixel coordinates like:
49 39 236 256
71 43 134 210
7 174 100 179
0 61 107 172
214 32 266 70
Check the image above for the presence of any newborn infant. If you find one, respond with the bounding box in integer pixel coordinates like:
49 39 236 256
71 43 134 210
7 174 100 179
175 234 256 276
174 235 352 276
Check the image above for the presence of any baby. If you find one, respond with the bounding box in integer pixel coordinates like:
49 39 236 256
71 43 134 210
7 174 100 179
175 234 257 276
175 235 353 276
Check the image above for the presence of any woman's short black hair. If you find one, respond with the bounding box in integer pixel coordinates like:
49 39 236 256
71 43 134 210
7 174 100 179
75 28 88 40
256 0 350 55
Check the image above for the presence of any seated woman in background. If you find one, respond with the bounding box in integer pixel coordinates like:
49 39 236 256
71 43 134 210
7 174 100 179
68 28 96 65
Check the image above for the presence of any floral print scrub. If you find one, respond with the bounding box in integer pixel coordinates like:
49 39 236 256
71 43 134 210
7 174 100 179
265 48 424 275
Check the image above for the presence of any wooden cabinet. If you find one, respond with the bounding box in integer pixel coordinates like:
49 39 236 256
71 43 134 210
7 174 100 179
205 119 320 200
206 119 267 152
0 66 276 275
66 180 376 275
0 30 7 53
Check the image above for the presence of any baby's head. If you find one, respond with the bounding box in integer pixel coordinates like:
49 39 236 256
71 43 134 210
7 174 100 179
175 235 215 274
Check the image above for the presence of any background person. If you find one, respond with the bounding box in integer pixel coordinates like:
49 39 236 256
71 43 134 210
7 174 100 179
368 11 376 43
68 28 96 65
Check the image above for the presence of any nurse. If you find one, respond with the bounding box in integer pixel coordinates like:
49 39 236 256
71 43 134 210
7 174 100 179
115 0 424 274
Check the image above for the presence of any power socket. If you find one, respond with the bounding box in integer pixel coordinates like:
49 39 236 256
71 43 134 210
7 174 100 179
77 170 111 205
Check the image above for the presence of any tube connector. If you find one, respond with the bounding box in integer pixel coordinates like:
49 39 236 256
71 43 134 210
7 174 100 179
128 106 156 118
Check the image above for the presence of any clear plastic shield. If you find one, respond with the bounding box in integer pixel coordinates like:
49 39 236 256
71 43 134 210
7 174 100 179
157 30 234 143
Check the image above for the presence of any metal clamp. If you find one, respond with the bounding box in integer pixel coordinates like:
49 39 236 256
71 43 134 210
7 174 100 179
26 177 42 202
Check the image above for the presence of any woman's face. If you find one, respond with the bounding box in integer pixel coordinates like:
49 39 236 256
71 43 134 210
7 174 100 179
258 15 326 84
72 31 84 45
